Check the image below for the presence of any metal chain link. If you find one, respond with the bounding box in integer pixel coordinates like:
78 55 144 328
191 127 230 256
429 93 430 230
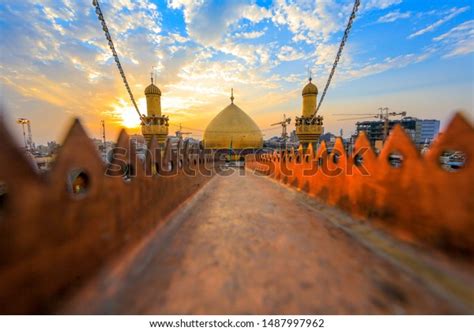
314 0 360 116
92 0 145 123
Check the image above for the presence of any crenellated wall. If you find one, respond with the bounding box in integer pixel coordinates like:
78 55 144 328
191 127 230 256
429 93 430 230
246 113 474 257
0 118 217 313
0 112 472 313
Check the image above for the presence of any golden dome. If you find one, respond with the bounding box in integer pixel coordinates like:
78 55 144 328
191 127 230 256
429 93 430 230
145 83 161 96
204 96 263 150
302 78 318 96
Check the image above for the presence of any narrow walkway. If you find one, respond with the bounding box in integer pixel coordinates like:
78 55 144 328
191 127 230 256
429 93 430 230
62 169 465 314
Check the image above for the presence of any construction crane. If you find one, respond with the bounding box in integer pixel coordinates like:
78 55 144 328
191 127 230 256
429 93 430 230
100 120 107 159
101 120 106 147
175 124 192 139
271 114 291 141
16 118 34 151
333 107 407 141
271 114 292 150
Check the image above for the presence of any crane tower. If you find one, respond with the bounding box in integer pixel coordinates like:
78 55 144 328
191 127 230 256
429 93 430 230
16 118 34 151
271 114 291 149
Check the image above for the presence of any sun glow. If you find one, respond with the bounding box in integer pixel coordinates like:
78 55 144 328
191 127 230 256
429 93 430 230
112 98 146 128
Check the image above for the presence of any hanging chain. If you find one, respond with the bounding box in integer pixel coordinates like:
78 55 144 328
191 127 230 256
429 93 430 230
314 0 360 116
92 0 145 123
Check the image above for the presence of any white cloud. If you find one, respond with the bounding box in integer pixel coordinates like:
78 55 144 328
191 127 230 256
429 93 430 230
241 4 272 23
433 20 473 42
433 20 474 58
167 0 251 45
235 30 266 39
271 0 348 44
277 46 305 62
363 0 403 11
377 10 411 23
408 6 469 39
167 33 189 43
343 51 432 81
217 41 275 66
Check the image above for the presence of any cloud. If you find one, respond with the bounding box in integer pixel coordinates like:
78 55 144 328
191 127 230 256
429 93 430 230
434 20 473 42
343 52 432 81
167 0 253 45
433 20 474 58
216 41 276 66
314 43 340 66
276 46 305 62
377 10 411 23
363 0 402 11
167 33 189 43
235 30 266 39
0 0 170 140
241 4 272 22
408 6 469 39
1 0 468 144
271 0 347 44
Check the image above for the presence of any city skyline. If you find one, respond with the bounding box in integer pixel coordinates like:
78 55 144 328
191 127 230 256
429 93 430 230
1 0 473 145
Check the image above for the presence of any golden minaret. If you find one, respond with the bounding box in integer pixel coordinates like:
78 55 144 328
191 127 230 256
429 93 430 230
295 77 324 151
141 75 169 146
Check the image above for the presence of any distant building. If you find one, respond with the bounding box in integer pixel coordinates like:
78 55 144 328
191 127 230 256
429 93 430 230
26 141 58 172
263 136 298 150
355 117 440 149
91 138 104 151
91 138 114 161
36 145 49 155
420 119 440 143
320 132 336 144
289 130 298 144
130 134 147 152
36 141 60 156
34 155 54 172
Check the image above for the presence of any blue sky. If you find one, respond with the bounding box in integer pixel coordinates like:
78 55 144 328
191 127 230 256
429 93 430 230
0 0 473 144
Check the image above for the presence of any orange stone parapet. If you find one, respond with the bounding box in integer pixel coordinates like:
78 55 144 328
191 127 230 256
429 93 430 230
246 113 474 256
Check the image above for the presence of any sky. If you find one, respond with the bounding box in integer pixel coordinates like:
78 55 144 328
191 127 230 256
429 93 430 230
0 0 473 145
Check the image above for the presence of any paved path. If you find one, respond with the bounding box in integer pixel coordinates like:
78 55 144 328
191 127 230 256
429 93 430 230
62 169 466 314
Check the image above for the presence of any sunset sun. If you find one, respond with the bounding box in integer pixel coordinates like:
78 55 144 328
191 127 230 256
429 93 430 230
112 98 144 128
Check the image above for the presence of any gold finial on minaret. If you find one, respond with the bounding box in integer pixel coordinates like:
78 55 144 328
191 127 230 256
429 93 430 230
230 88 234 104
150 65 156 84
